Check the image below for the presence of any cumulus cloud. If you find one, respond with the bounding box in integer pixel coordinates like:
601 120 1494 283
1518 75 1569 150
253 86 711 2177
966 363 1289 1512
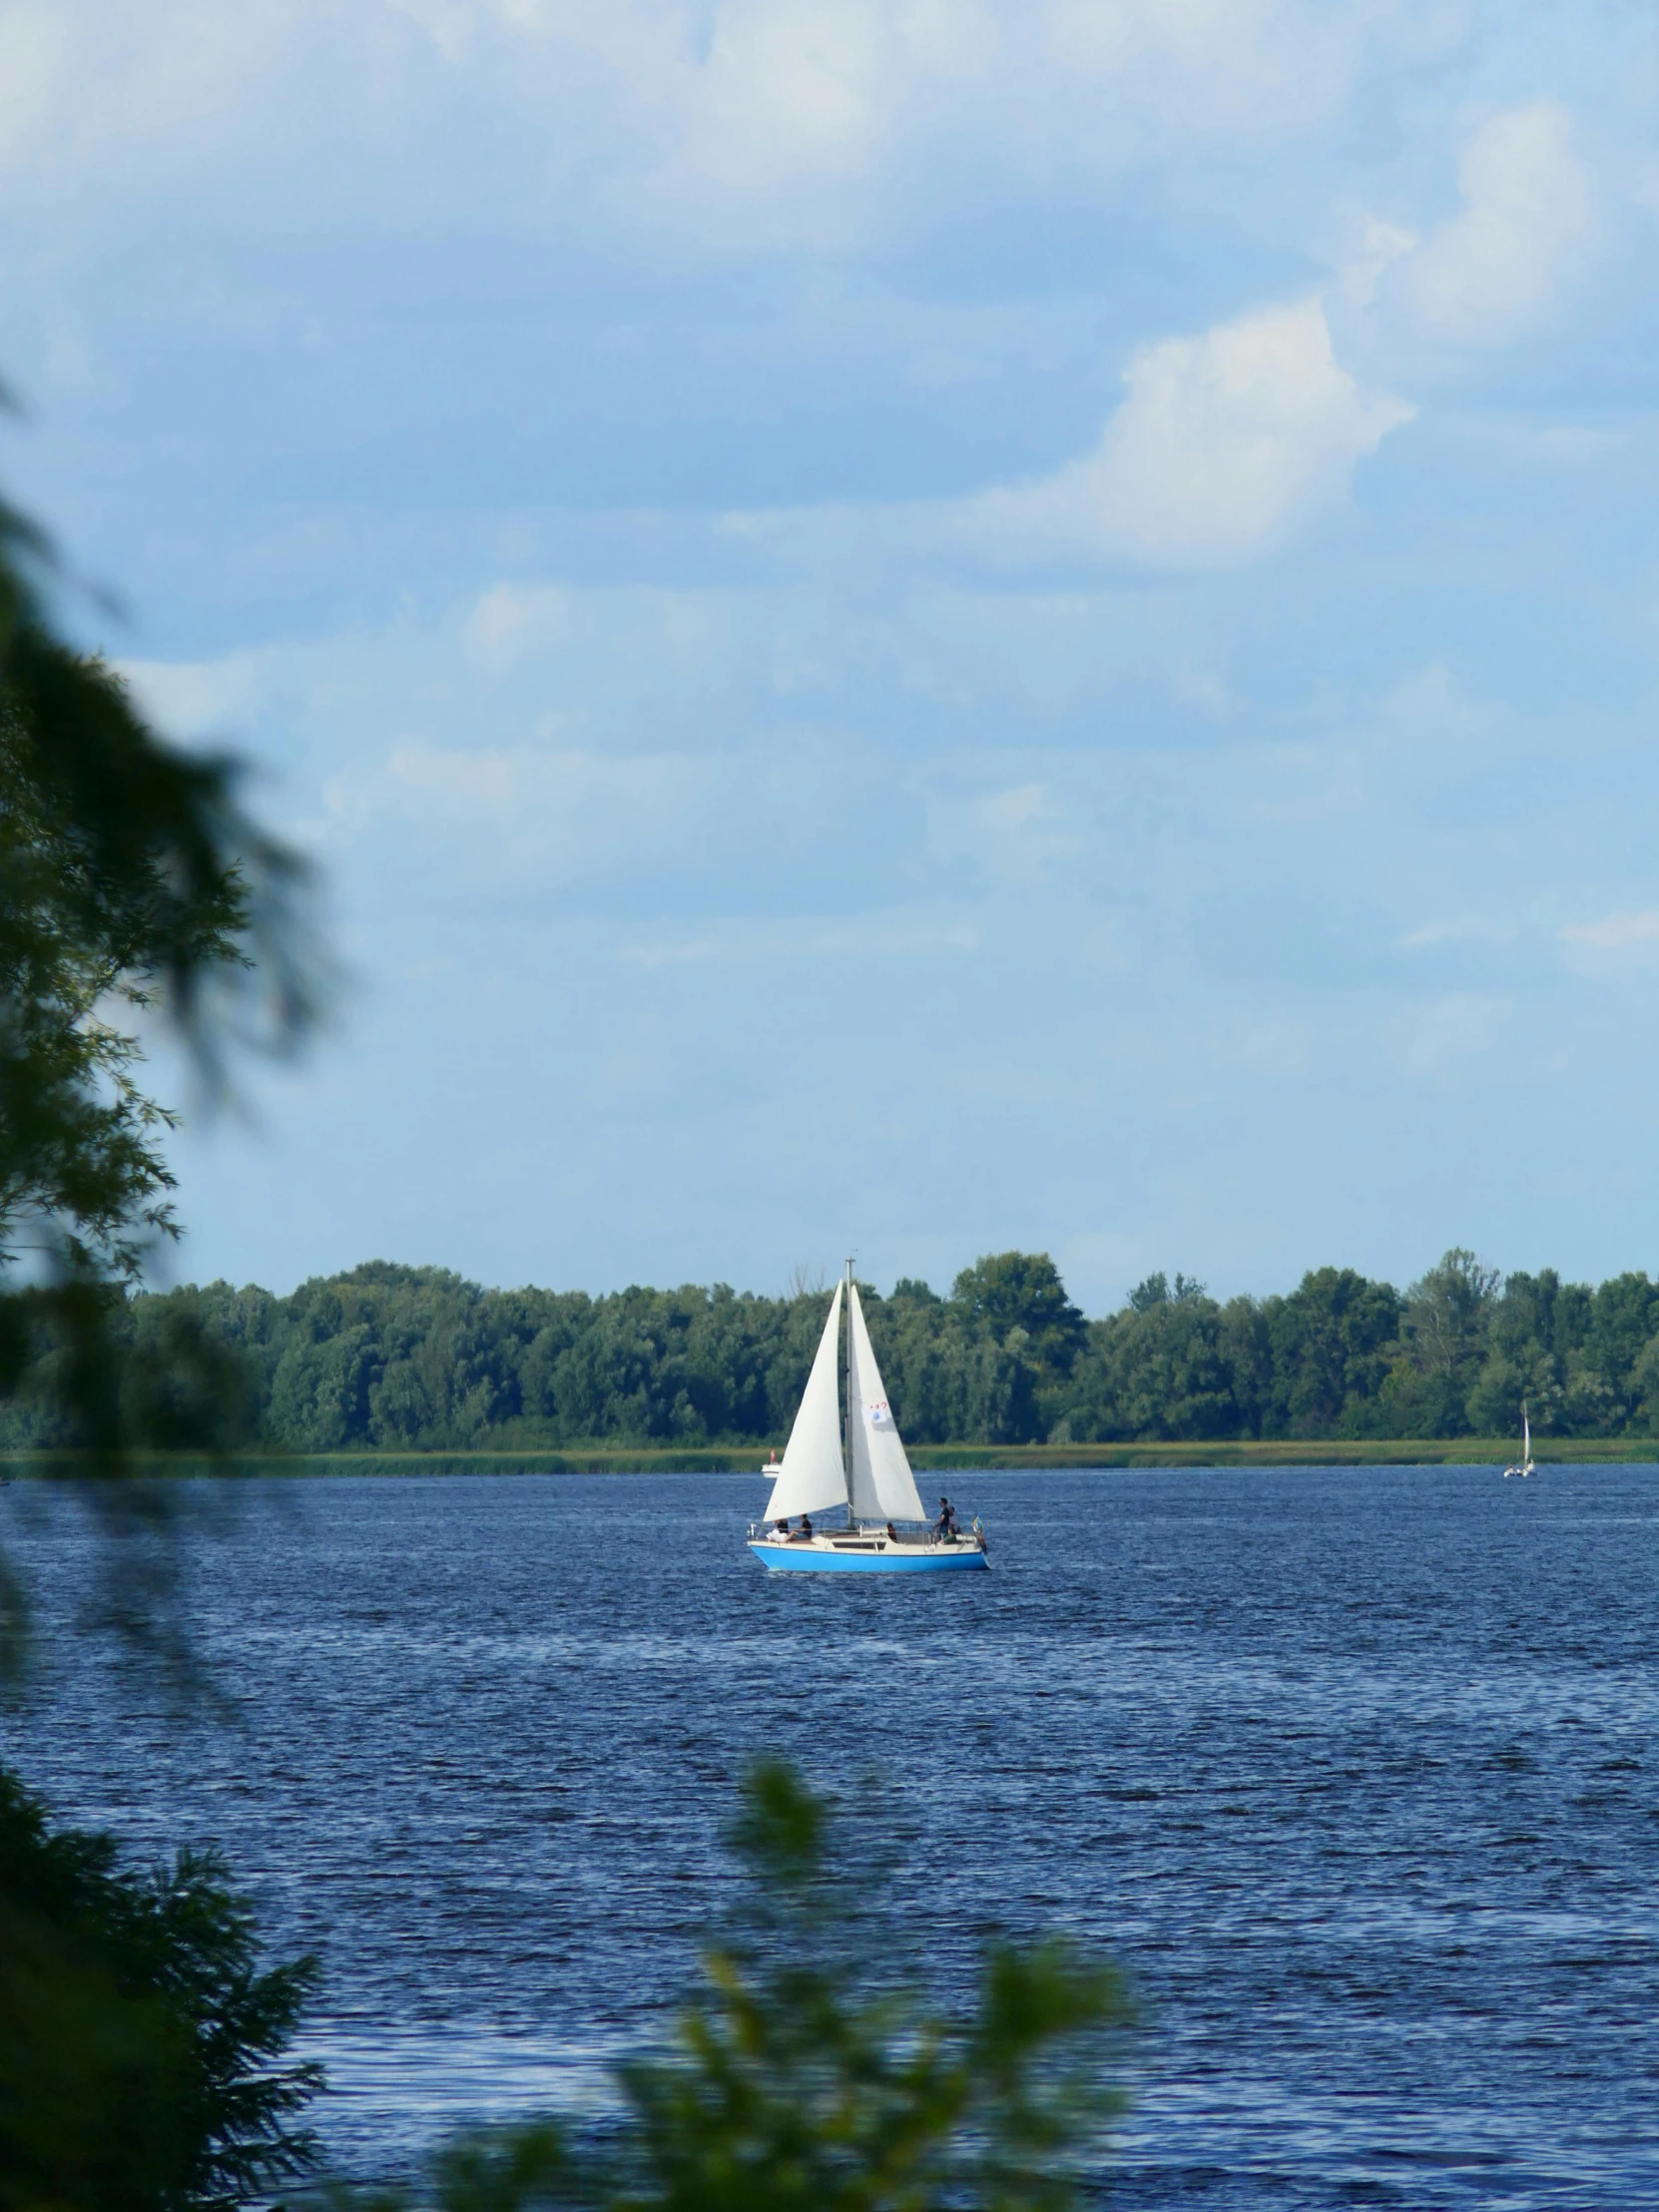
674 1 892 195
1395 101 1594 344
0 0 1460 242
0 1 300 186
397 0 900 209
443 0 1462 228
955 298 1411 568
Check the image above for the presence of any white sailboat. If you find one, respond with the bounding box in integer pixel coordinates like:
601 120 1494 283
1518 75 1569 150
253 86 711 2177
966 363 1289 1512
747 1265 989 1573
1502 1402 1535 1479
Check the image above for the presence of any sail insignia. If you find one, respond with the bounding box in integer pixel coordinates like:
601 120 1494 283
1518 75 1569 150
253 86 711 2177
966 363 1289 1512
847 1283 928 1524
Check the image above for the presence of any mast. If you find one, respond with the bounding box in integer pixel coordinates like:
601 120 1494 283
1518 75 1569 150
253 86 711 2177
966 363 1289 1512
844 1256 855 1524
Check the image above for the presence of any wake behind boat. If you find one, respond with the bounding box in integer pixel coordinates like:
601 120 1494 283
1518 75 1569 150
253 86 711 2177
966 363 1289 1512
748 1265 989 1573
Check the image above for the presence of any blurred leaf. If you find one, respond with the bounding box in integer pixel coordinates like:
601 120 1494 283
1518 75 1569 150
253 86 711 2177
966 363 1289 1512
339 1763 1132 2212
0 1763 321 2211
0 467 325 1680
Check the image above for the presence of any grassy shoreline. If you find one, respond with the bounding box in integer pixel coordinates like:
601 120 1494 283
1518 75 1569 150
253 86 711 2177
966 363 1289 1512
3 1437 1657 1477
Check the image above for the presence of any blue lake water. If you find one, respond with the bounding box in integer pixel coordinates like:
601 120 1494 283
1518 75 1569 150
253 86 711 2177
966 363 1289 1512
5 1465 1659 2206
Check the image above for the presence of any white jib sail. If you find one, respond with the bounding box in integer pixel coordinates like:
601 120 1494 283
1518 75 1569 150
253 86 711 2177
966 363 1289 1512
847 1283 928 1523
764 1282 847 1522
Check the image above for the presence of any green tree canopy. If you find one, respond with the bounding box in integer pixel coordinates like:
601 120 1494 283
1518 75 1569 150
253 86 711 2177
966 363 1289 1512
29 1244 1659 1456
0 1766 319 2211
950 1253 1086 1374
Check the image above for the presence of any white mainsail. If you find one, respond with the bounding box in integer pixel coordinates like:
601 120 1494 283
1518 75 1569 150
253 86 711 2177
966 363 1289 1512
763 1282 846 1521
846 1283 927 1523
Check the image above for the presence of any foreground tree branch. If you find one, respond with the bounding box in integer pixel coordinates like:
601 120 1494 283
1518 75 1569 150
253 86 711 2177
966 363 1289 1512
0 480 324 1675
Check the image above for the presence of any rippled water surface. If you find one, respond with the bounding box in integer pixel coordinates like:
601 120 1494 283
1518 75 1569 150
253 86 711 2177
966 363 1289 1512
6 1465 1659 2206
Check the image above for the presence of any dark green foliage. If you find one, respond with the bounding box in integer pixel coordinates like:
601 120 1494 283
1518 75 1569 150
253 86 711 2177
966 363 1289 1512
949 1254 1086 1377
0 473 319 1671
0 592 311 1381
1059 1286 1237 1443
16 1247 1659 1455
0 1763 320 2211
1260 1269 1401 1437
343 1762 1130 2212
1048 1250 1659 1446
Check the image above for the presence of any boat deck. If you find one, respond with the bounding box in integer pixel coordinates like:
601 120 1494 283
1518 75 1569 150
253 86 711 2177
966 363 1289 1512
747 1523 989 1572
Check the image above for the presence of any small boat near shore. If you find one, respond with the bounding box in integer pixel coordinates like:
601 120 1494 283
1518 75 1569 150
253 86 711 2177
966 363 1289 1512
748 1265 988 1573
1502 1403 1535 1479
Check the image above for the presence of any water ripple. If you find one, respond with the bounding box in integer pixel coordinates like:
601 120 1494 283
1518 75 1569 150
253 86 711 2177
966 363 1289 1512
5 1463 1659 2206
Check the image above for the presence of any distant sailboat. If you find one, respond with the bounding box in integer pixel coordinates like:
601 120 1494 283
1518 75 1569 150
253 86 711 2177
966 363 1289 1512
747 1265 989 1573
1502 1402 1535 1479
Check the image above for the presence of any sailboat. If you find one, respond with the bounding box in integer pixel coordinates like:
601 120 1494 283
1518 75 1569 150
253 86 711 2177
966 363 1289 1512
747 1266 989 1572
1502 1402 1535 1479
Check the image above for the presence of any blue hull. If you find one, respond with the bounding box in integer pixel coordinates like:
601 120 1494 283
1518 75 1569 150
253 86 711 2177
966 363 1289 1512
750 1542 989 1573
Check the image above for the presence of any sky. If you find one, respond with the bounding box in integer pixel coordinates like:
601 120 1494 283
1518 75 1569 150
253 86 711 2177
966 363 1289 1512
5 0 1659 1312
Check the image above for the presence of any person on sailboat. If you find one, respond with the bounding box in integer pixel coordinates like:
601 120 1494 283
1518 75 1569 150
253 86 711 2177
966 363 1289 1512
746 1268 990 1573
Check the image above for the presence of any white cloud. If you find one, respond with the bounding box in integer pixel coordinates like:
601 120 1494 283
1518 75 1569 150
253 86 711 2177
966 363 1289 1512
956 298 1411 568
118 650 276 737
300 693 912 896
0 5 73 171
1396 101 1593 344
1335 211 1417 312
924 778 1084 882
1398 920 1507 951
462 583 582 670
0 1 300 186
0 0 1463 245
673 1 891 196
327 742 716 885
1561 908 1659 954
1044 0 1409 137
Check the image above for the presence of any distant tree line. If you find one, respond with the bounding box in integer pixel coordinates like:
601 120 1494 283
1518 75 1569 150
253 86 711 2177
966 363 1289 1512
6 1247 1659 1454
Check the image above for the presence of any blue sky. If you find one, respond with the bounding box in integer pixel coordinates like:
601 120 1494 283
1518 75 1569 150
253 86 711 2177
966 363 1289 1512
7 0 1659 1310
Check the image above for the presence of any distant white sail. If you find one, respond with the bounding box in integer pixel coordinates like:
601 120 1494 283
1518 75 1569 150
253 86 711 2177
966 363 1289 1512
847 1283 927 1523
764 1282 846 1521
